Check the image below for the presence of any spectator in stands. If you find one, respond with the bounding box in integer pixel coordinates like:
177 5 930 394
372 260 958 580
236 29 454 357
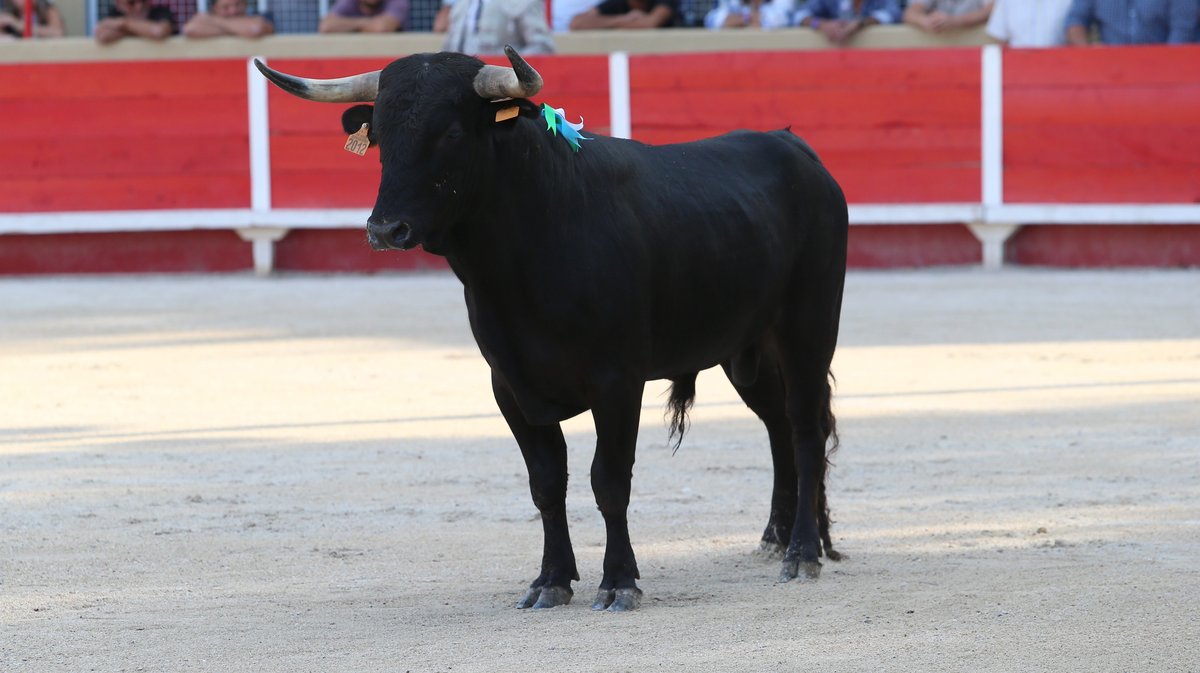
320 0 408 33
183 0 273 38
1065 0 1198 45
95 0 177 43
795 0 902 45
904 0 993 33
569 0 678 28
704 0 791 28
0 0 64 38
439 0 555 53
985 0 1072 46
552 0 599 30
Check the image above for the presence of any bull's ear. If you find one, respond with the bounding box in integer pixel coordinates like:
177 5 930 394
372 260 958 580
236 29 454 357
341 105 374 137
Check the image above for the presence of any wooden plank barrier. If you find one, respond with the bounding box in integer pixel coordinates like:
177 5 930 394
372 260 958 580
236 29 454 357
1 47 1198 273
1003 46 1200 204
0 59 251 213
629 49 982 204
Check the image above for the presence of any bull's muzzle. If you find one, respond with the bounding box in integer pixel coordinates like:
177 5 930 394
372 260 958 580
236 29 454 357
366 220 414 251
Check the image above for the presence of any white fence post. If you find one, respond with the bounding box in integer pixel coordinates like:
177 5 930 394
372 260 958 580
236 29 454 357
608 52 631 140
242 55 285 276
982 44 1004 209
248 56 272 215
973 44 1018 269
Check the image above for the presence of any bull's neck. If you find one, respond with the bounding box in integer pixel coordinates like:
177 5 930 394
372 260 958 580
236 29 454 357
446 114 582 286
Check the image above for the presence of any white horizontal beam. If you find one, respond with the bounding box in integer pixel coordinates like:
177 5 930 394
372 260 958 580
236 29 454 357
850 204 983 225
988 204 1200 225
0 208 372 235
4 204 1198 237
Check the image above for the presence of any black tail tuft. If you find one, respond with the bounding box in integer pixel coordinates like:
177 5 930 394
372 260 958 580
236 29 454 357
819 370 839 555
823 370 839 457
666 373 697 455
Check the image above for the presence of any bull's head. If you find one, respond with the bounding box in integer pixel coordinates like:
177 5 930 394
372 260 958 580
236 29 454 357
254 47 543 254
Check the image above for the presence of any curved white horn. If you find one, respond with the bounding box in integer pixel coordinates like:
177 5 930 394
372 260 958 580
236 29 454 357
473 45 543 100
254 59 380 103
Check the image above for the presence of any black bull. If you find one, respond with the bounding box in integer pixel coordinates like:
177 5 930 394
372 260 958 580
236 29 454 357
256 47 849 612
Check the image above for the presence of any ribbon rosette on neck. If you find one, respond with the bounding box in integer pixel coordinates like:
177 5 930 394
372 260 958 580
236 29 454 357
541 103 591 153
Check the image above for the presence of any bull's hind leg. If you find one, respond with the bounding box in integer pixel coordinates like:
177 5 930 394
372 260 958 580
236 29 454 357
589 379 646 612
773 297 842 581
721 356 797 557
492 373 578 609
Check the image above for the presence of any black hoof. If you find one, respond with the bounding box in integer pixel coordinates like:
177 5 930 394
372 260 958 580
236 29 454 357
591 589 613 611
591 587 643 612
825 548 845 562
608 588 642 612
779 559 821 582
754 540 786 560
516 585 572 609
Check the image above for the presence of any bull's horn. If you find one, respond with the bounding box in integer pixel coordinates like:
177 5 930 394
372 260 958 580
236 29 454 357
253 59 379 103
473 45 543 100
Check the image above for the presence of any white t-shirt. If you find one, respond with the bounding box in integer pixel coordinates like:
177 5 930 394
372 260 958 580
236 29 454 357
985 0 1073 47
551 0 598 31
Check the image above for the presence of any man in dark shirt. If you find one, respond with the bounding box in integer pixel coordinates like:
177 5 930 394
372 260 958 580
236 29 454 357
569 0 677 28
95 0 176 43
319 0 408 32
1066 0 1198 44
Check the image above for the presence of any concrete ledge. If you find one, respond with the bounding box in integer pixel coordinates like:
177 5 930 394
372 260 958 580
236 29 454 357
0 26 992 63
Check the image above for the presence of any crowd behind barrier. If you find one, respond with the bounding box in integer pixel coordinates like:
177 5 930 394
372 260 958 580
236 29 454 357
4 0 1200 44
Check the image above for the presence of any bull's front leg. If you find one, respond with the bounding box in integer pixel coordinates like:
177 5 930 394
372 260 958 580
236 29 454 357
589 380 646 612
492 373 578 609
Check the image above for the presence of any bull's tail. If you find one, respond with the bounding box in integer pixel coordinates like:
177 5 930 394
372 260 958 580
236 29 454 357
823 370 840 456
819 370 840 558
666 373 698 454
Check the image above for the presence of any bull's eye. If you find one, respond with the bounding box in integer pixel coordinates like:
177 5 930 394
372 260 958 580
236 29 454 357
442 122 464 143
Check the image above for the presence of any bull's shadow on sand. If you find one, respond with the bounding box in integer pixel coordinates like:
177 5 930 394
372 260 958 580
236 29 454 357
4 393 1198 670
5 392 1195 573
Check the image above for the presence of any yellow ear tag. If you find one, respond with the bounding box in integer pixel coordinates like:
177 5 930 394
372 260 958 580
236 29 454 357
344 123 370 156
495 106 520 123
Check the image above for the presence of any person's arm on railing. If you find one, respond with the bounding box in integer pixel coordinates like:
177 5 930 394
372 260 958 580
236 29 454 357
1065 0 1093 45
35 3 66 37
184 13 274 38
319 13 400 32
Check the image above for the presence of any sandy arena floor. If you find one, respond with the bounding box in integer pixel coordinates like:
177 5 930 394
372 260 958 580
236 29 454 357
2 269 1198 672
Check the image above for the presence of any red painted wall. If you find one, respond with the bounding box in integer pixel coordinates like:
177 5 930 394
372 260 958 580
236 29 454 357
1004 46 1200 204
0 60 251 213
274 229 447 273
629 49 982 204
849 224 982 268
2 47 1199 274
1008 224 1200 267
0 230 251 275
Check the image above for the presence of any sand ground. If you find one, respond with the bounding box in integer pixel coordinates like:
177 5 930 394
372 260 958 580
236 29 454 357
2 269 1198 672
